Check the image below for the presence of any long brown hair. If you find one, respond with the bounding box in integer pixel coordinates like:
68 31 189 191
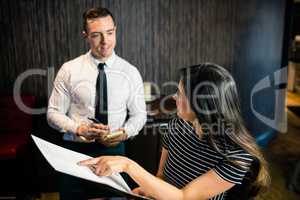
180 63 270 194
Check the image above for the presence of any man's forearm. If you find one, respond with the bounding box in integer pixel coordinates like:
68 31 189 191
47 111 78 134
124 112 147 137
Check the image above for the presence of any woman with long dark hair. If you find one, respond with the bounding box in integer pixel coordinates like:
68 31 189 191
79 63 270 200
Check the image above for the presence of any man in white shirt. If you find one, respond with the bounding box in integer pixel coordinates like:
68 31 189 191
47 7 146 200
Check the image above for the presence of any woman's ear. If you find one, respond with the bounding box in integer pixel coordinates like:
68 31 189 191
192 117 203 136
189 110 198 122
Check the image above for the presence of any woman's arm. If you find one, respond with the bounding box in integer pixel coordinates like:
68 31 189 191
127 162 235 200
181 169 235 200
79 156 235 200
132 147 169 196
156 147 168 179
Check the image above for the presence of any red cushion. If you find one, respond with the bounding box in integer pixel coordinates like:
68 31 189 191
0 95 35 159
0 95 35 132
0 133 29 159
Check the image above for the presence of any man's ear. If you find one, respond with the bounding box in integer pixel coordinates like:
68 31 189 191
82 31 88 38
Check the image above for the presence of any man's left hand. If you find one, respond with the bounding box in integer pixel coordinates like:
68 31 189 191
98 128 127 147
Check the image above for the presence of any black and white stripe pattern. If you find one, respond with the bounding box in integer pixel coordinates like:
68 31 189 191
162 118 253 200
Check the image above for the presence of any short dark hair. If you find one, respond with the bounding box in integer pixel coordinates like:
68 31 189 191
82 7 115 33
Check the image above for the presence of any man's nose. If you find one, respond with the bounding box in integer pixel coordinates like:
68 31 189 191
100 34 108 44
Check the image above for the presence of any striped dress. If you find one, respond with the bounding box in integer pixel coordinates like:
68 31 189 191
162 118 254 200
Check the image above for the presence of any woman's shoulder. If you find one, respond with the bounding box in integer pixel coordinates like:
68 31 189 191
226 146 254 162
224 138 252 156
168 117 194 132
215 135 250 154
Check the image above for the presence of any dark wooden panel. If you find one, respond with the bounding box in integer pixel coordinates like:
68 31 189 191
0 0 284 101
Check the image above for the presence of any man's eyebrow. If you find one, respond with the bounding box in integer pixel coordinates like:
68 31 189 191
89 28 115 34
106 28 115 32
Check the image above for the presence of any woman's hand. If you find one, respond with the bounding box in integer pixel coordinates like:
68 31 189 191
78 156 132 176
132 187 146 196
132 186 154 198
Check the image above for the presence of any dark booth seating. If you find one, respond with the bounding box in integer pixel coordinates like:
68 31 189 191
0 95 36 159
0 95 36 197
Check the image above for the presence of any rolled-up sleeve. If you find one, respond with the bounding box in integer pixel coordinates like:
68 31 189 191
213 149 253 184
124 68 147 138
47 64 79 134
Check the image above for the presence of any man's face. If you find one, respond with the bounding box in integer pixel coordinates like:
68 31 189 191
85 16 116 60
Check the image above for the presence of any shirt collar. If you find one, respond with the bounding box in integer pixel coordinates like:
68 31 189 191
89 50 116 68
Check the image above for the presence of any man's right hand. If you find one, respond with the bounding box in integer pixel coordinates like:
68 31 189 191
76 123 109 142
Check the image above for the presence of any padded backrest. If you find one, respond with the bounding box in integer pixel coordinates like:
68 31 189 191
0 95 36 133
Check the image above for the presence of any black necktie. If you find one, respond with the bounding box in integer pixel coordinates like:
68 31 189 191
95 63 108 124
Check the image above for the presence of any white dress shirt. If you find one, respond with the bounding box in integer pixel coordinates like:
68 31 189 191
47 51 147 142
